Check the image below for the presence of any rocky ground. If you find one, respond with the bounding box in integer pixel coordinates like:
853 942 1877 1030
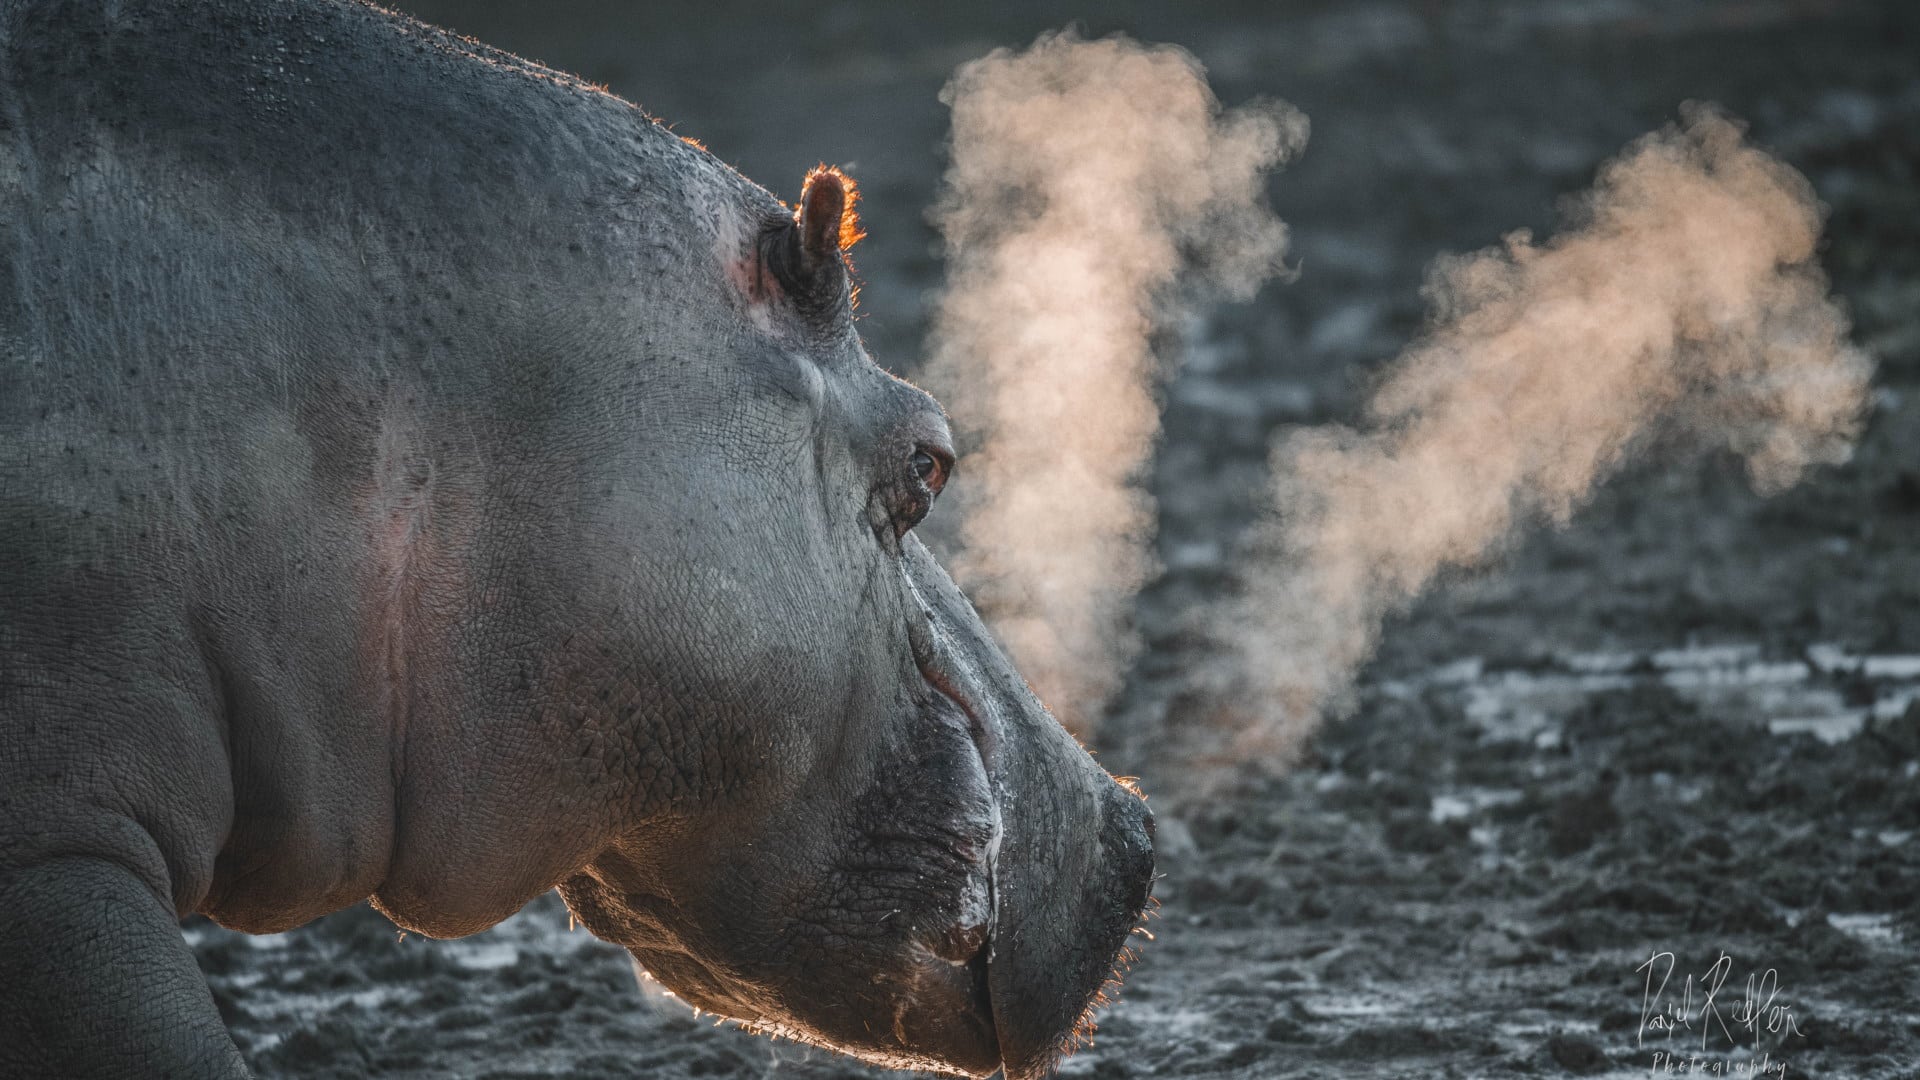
190 1 1920 1076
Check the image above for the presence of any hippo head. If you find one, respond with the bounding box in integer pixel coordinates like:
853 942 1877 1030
544 164 1154 1078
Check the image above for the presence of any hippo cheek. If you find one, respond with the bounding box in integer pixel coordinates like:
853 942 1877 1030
560 706 1012 1076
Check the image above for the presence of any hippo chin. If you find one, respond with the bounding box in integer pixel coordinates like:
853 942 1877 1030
0 1 1152 1077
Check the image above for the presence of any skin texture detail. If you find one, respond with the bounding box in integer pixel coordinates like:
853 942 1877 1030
0 2 1154 1078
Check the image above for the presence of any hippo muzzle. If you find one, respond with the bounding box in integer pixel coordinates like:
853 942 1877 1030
908 539 1157 1077
555 535 1153 1078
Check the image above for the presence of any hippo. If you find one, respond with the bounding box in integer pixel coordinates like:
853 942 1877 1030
0 1 1154 1076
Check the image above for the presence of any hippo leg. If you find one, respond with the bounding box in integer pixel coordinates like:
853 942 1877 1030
0 855 248 1077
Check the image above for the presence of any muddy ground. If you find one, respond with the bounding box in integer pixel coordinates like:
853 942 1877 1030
186 1 1920 1076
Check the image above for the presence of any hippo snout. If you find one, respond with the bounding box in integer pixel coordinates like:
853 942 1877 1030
982 775 1155 1079
888 538 1158 1076
890 776 1154 1080
1102 785 1157 921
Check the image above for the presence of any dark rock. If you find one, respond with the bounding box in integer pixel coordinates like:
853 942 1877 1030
1544 1031 1609 1073
1545 776 1620 856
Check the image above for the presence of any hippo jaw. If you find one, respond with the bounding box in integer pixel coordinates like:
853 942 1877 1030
563 791 1150 1080
619 845 1005 1077
553 603 1154 1079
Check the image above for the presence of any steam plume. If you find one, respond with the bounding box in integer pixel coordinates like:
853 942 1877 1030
926 32 1306 735
1221 106 1873 760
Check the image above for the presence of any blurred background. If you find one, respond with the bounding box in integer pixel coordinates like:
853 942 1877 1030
192 2 1919 1076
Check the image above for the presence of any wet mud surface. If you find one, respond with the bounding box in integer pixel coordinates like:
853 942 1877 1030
188 1 1920 1076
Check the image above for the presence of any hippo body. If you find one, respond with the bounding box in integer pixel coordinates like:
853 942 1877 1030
0 2 1152 1076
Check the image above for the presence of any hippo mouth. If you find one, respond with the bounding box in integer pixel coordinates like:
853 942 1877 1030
873 800 1151 1080
913 667 1148 1080
895 920 1000 1076
907 615 1156 1078
907 661 1006 1076
938 684 1155 1080
568 628 1151 1080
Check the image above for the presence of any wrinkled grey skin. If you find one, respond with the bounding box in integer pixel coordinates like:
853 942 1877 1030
0 1 1153 1077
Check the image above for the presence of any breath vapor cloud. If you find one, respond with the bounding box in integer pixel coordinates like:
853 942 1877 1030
1220 106 1873 761
926 32 1306 735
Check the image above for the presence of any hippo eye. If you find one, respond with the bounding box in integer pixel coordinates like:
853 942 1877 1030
911 447 950 497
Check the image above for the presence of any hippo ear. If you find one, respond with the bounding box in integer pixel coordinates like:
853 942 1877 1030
758 165 862 316
796 164 863 270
